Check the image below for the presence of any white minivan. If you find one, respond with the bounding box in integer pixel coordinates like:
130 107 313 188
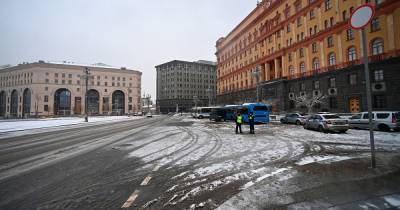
348 111 400 132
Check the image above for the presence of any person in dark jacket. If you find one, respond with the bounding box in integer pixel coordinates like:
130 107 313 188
235 112 243 134
249 112 255 134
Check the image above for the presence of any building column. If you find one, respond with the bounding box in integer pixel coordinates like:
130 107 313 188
387 14 395 51
320 42 326 67
265 63 270 81
281 55 287 77
274 58 280 79
337 34 343 64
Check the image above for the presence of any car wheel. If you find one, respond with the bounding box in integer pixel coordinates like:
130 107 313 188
378 124 390 132
303 125 308 130
198 115 203 119
318 125 325 133
280 119 285 124
296 120 301 125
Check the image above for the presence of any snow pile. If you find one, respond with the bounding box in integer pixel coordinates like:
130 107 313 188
0 116 142 133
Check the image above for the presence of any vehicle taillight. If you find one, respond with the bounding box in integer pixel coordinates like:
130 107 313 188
393 114 397 123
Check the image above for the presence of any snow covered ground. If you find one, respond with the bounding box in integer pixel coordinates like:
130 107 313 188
123 115 400 208
0 116 144 133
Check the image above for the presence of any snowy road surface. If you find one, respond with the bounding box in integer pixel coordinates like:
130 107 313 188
0 115 399 209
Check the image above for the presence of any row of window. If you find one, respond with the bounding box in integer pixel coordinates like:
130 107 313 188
49 72 136 82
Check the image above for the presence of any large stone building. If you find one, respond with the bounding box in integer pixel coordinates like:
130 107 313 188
0 61 142 118
216 0 400 113
156 60 217 113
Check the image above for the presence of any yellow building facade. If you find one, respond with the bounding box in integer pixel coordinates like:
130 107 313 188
216 0 400 96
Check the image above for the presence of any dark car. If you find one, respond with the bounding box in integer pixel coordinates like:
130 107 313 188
280 113 307 125
210 107 226 122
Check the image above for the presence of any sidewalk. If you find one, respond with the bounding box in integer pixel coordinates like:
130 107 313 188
217 153 400 210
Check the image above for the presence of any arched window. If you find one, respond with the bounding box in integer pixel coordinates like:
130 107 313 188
289 65 295 75
348 47 357 61
328 52 336 66
312 58 320 70
371 38 384 55
300 62 305 73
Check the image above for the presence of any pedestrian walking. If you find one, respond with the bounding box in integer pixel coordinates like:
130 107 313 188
249 112 255 134
235 112 243 134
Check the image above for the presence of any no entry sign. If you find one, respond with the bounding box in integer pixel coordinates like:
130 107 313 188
350 4 375 30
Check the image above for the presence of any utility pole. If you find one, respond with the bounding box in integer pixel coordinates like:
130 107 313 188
84 67 90 122
251 65 261 102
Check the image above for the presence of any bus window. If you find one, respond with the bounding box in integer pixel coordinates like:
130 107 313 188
253 106 268 111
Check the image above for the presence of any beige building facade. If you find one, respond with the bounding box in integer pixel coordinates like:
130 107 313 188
0 61 142 118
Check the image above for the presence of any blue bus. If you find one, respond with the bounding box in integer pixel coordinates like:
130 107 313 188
224 103 271 123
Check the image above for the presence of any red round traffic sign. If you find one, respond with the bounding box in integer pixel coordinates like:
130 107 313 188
350 4 375 30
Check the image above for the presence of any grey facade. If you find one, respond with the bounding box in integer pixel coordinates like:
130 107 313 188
156 60 217 113
217 57 400 114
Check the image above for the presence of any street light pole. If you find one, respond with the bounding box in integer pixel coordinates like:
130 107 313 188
84 67 90 122
251 65 261 102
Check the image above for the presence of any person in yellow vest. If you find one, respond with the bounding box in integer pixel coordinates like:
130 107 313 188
235 112 243 134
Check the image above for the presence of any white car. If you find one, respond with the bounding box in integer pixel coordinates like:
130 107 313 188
304 114 349 133
349 111 400 132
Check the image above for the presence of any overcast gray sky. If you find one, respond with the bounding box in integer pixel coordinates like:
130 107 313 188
0 0 257 98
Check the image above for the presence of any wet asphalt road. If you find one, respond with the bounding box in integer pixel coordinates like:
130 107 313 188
1 115 399 210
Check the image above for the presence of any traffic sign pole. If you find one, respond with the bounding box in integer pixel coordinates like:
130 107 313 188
361 28 376 168
350 4 376 168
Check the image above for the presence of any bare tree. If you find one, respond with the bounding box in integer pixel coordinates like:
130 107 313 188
291 93 327 114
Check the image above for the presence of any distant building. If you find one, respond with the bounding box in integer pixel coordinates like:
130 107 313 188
0 61 142 118
156 60 217 113
216 0 400 113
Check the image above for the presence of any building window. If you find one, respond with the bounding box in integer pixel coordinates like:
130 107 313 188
373 95 386 108
313 58 320 70
371 18 380 32
309 9 315 19
288 53 293 62
330 17 335 27
346 29 354 40
314 80 320 89
68 80 72 85
62 73 65 78
44 95 49 102
55 73 58 77
68 74 72 78
297 17 302 27
329 77 336 88
324 20 329 29
77 80 80 85
300 62 305 73
105 82 108 86
312 42 318 53
45 78 49 83
348 47 357 61
327 36 334 47
300 83 306 91
44 105 49 112
45 87 48 91
299 48 304 57
372 38 384 55
289 65 295 75
329 97 338 109
374 70 384 81
342 10 348 21
349 74 357 85
328 53 336 66
54 79 58 83
325 0 332 11
287 24 291 33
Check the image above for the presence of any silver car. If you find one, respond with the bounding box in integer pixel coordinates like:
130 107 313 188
280 113 307 125
304 114 349 133
349 111 400 132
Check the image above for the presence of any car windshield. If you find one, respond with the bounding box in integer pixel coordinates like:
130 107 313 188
323 115 341 119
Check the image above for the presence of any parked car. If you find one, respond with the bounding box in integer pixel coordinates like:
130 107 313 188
280 113 307 125
348 111 400 132
304 114 349 133
146 113 153 118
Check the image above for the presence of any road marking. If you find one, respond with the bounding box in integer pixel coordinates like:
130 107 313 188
121 190 140 208
153 165 161 172
141 175 152 186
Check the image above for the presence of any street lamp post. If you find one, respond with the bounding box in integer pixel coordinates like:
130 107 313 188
251 65 261 102
84 67 90 122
